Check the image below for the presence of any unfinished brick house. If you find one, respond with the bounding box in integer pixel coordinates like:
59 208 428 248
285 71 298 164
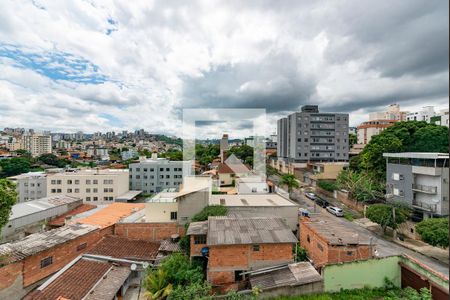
299 216 374 268
187 216 298 292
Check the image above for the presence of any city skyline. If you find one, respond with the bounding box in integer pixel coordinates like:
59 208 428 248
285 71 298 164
0 1 448 136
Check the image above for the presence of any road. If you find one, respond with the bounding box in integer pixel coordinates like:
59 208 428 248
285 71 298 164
290 188 449 277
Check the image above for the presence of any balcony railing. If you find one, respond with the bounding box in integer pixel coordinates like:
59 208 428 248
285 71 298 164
412 184 437 194
412 199 437 212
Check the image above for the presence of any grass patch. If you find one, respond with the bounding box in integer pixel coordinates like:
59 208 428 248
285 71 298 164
270 287 400 300
343 211 354 221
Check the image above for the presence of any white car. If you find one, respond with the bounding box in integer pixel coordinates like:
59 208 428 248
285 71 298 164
326 206 344 217
305 192 317 200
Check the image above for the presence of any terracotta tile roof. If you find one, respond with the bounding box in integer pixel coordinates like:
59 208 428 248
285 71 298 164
88 235 160 261
48 204 97 227
29 259 111 300
217 163 234 174
76 203 145 228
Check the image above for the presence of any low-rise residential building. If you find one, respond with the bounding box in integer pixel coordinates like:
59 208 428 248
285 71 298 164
357 119 397 144
294 162 348 186
384 152 449 219
300 216 374 268
0 195 83 242
187 217 298 292
406 106 437 122
209 194 299 230
129 156 192 193
430 108 450 127
235 177 269 194
9 172 48 202
46 168 131 204
121 149 138 161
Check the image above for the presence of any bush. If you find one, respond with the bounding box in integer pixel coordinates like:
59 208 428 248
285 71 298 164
416 217 449 248
191 205 228 222
168 281 212 300
317 180 336 192
157 253 204 286
366 204 408 233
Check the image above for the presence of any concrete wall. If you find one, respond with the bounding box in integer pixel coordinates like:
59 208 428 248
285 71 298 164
257 281 324 299
322 256 402 292
177 189 210 225
144 202 178 223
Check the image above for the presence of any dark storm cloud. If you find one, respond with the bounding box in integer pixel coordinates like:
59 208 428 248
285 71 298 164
181 51 317 113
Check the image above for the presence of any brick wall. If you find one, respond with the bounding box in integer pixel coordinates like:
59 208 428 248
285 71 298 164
22 226 112 287
0 262 22 290
299 222 329 267
207 243 294 289
190 236 206 257
300 220 372 267
114 222 185 241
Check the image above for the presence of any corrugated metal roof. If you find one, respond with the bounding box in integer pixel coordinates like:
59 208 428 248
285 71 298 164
302 217 370 245
249 262 322 289
207 217 297 246
0 224 98 263
186 221 208 235
10 195 82 220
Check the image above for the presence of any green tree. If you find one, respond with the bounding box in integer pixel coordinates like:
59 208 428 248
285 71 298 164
366 204 408 233
279 174 299 193
168 281 212 300
0 157 31 177
294 244 308 262
336 169 384 202
416 217 449 248
191 205 228 222
143 269 173 300
317 180 337 192
360 121 449 182
0 179 17 232
349 133 357 148
158 253 203 286
37 153 69 167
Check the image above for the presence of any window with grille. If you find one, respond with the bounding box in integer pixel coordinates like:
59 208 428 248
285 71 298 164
194 235 207 244
40 256 53 268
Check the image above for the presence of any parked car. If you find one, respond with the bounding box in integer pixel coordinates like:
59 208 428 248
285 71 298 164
298 208 311 217
326 206 344 217
305 192 317 200
315 198 330 208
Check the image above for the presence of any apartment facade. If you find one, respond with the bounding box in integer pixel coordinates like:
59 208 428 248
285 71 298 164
384 153 449 219
46 169 130 204
129 158 192 193
357 119 397 144
22 134 52 157
277 105 349 163
406 106 437 122
368 104 407 121
9 172 48 202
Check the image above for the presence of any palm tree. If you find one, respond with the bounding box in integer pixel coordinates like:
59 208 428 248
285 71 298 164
143 269 173 300
279 174 299 193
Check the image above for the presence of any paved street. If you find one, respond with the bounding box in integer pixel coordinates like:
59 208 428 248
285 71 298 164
289 187 449 277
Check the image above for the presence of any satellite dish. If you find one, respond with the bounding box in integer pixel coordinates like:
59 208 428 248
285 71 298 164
142 262 149 269
130 264 137 271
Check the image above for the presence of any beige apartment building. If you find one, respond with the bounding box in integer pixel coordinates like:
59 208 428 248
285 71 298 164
22 134 52 157
46 169 130 204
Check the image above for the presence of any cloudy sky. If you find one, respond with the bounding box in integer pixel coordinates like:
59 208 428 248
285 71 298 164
0 0 448 138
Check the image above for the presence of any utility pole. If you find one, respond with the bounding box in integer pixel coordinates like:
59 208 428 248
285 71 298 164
392 206 397 240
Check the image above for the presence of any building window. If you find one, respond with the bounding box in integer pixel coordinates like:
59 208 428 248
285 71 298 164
194 235 207 244
307 234 310 243
234 270 244 282
86 197 91 201
93 180 98 184
170 211 177 220
67 189 72 193
76 243 87 251
74 188 80 193
93 197 98 201
252 244 260 252
75 180 80 184
40 256 53 268
67 180 72 184
86 179 91 184
51 180 56 184
317 243 323 252
347 251 353 256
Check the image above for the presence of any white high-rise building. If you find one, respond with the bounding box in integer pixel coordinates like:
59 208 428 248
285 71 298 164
22 134 52 157
406 106 437 122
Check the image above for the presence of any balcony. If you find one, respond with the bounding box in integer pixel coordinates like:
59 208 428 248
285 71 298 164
412 199 437 212
412 166 442 176
412 184 438 194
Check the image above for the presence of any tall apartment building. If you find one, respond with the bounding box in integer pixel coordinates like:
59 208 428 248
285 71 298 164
129 157 192 194
22 134 52 157
9 172 48 202
277 105 349 163
46 169 130 204
384 153 449 219
369 104 407 121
